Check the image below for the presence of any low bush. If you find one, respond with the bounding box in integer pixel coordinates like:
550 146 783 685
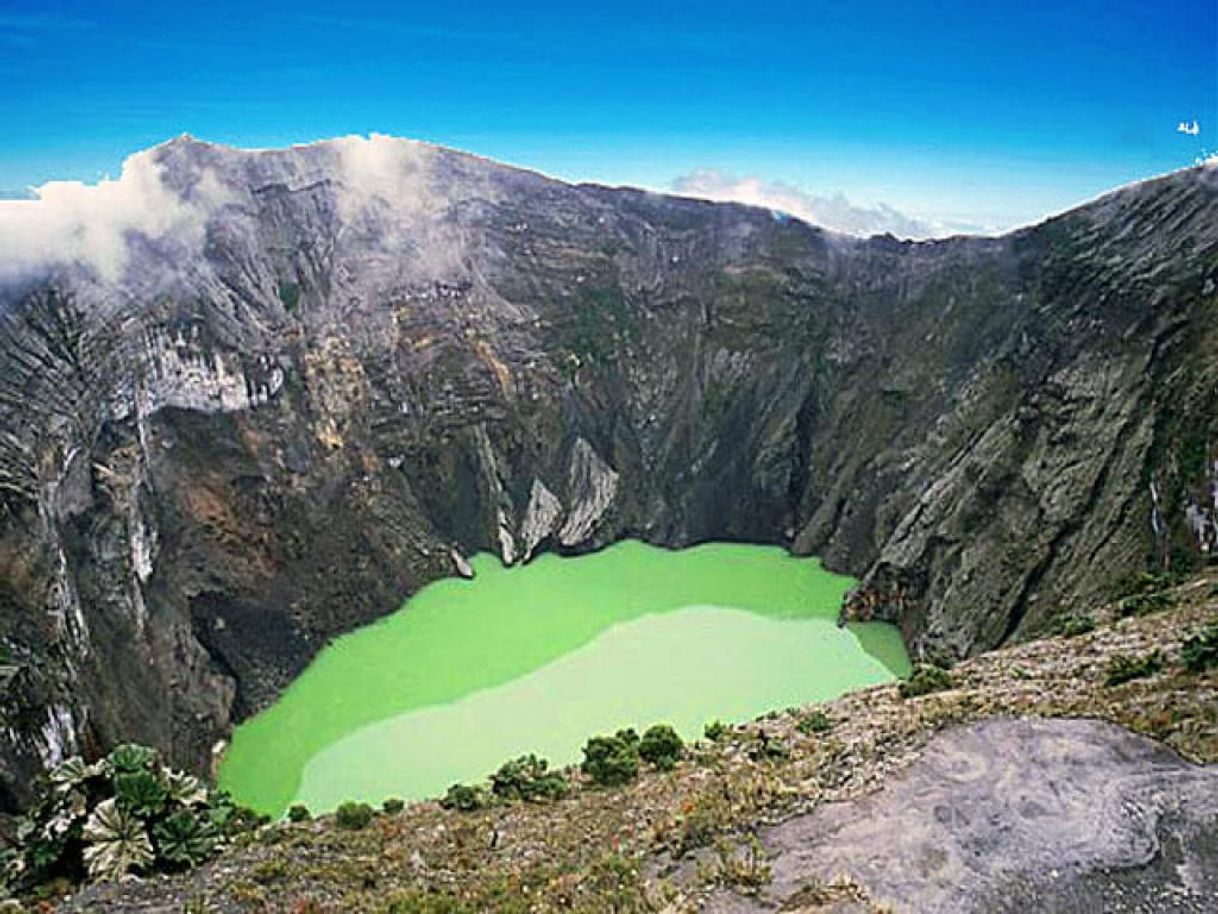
898 664 954 699
748 731 790 762
334 801 374 831
638 725 684 771
796 710 833 735
1105 651 1163 687
709 835 771 893
703 720 728 742
381 797 405 815
1118 591 1174 617
286 804 311 823
3 744 260 890
1181 622 1218 674
615 728 640 748
581 734 640 786
1049 612 1096 638
440 783 490 813
489 755 567 803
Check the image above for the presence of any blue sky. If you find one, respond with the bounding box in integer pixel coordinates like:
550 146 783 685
2 0 1214 233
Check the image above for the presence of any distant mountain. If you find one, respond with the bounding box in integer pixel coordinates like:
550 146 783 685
0 136 1216 805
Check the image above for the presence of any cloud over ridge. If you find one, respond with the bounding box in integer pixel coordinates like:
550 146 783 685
0 146 218 285
671 170 943 239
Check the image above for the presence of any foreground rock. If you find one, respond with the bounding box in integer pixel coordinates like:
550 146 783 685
2 135 1217 802
705 717 1218 913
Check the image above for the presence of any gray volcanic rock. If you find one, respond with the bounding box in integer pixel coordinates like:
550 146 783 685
705 717 1218 913
0 136 1216 803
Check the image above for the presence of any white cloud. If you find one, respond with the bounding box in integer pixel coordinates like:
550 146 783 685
0 146 220 284
1178 120 1201 136
671 170 946 239
331 133 436 220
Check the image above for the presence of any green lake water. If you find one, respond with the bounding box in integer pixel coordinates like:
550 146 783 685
219 541 910 816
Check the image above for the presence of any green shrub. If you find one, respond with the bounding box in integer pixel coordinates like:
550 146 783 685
277 282 301 314
1181 622 1218 674
489 754 567 803
1105 651 1163 687
286 804 311 823
1113 571 1180 617
638 724 684 771
581 734 640 786
114 771 168 817
748 731 790 762
1049 613 1096 638
710 835 771 892
5 744 256 890
440 783 490 813
796 710 833 735
334 801 374 831
899 664 954 699
105 744 157 775
703 720 728 742
615 728 640 748
1118 591 1174 617
381 797 405 815
151 809 217 868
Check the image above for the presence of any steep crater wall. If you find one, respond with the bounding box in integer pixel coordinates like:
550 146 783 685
0 138 1216 806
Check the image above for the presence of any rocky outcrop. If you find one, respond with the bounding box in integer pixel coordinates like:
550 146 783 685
557 438 619 547
706 718 1218 912
520 479 563 561
0 136 1216 803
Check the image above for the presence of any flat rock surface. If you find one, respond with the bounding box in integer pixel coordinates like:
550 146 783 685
706 717 1218 913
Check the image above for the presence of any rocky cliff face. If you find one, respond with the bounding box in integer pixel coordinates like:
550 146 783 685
0 136 1216 806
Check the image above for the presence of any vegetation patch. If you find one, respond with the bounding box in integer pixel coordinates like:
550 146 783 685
638 725 685 771
1105 651 1164 687
1049 612 1096 638
3 743 261 891
1181 622 1218 674
703 720 729 742
287 804 312 823
333 801 374 831
440 783 491 812
490 754 568 802
582 731 642 786
796 709 834 735
899 663 954 699
701 835 772 894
